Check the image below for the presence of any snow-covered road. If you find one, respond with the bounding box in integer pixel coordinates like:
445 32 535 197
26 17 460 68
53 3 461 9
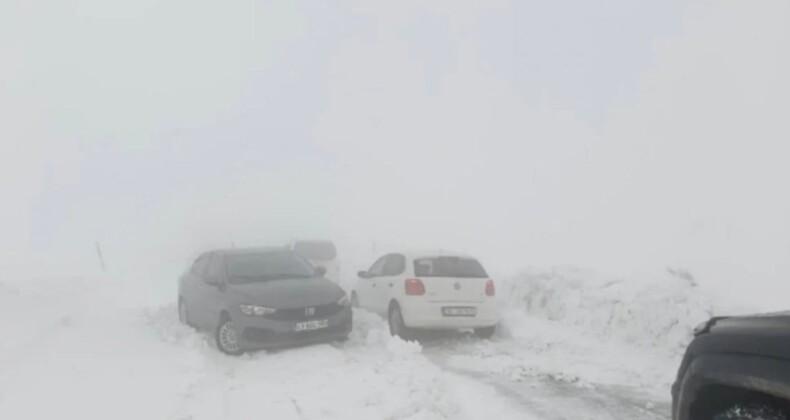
0 276 678 420
421 333 671 419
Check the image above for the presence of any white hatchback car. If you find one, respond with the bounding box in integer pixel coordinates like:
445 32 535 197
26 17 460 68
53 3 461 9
351 252 500 339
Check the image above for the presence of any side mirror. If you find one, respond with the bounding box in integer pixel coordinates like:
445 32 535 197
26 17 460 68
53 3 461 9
315 266 327 277
357 270 369 279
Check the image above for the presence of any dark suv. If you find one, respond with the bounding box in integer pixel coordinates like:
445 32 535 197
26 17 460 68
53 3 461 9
178 247 353 355
672 313 790 420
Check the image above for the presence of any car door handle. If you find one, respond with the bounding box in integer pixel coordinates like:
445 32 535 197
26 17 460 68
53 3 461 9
388 283 393 287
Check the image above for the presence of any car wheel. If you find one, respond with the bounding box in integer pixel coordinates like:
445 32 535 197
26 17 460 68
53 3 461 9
215 316 243 356
178 299 191 326
474 326 496 339
388 304 413 340
350 292 359 308
713 404 788 420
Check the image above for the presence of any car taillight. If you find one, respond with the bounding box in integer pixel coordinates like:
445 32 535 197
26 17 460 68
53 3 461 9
485 279 495 296
405 278 425 296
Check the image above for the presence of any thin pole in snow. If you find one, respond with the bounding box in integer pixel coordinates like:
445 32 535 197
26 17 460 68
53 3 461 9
95 242 107 274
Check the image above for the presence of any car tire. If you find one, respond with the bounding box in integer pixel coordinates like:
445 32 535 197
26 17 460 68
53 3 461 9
215 315 243 356
351 292 359 308
713 403 788 420
474 325 496 339
388 303 413 341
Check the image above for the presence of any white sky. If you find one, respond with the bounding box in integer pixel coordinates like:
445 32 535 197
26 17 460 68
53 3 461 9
2 0 788 295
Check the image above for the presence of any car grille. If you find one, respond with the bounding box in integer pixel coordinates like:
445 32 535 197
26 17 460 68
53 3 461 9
267 303 345 321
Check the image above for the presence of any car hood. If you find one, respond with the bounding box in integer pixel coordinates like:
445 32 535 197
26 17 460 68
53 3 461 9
227 277 344 309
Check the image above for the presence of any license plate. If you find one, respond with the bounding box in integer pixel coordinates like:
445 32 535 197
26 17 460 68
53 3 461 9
442 307 477 317
294 319 329 332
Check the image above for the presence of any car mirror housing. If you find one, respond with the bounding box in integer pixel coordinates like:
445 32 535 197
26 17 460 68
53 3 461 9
357 270 369 279
315 266 327 277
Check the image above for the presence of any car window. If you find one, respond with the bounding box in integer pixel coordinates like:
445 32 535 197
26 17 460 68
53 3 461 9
191 255 209 276
205 253 225 282
382 254 406 276
414 257 488 278
367 256 388 277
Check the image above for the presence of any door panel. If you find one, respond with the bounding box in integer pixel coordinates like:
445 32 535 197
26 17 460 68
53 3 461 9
359 256 387 314
355 277 377 311
374 254 406 314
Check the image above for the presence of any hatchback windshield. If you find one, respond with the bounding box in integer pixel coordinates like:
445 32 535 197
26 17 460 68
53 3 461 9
227 252 316 283
414 257 488 278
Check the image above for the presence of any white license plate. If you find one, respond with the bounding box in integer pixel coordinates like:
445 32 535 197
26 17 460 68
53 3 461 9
294 319 329 332
442 307 477 317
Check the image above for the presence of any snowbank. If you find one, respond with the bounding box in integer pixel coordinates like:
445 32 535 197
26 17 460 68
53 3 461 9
500 266 714 354
0 277 530 420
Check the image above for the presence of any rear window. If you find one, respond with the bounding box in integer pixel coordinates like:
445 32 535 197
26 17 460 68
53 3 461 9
413 257 488 278
293 241 337 260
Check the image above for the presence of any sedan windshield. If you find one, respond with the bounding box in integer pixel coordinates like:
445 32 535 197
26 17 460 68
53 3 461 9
227 252 316 284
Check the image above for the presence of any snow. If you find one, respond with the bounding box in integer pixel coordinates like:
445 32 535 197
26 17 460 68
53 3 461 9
500 266 714 354
1 265 736 418
0 277 529 420
451 266 718 397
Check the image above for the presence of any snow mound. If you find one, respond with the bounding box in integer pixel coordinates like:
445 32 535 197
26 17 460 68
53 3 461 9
1 278 529 420
501 266 713 353
350 308 423 355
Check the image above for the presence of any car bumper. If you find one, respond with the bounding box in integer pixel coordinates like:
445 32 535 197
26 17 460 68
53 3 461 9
399 298 499 329
235 306 353 350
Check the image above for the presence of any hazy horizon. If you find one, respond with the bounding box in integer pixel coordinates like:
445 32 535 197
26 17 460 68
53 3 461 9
2 0 788 301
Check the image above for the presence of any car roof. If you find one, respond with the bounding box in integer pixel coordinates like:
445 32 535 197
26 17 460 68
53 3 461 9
213 246 291 256
394 250 478 261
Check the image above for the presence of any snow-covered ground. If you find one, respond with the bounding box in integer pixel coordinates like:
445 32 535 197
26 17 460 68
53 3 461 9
0 276 528 419
0 266 730 419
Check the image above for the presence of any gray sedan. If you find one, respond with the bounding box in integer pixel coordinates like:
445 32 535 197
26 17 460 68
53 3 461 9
178 248 352 355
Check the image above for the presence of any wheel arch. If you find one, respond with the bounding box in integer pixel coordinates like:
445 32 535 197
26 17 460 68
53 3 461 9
388 298 401 313
690 384 790 419
678 354 790 420
219 309 231 321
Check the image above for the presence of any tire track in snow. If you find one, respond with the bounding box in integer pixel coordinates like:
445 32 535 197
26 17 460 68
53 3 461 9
419 332 671 420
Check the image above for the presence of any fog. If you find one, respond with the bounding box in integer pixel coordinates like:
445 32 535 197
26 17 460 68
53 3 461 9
2 0 788 301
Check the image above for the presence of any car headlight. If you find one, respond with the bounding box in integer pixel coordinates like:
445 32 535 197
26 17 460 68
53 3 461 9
336 294 350 306
239 304 277 317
